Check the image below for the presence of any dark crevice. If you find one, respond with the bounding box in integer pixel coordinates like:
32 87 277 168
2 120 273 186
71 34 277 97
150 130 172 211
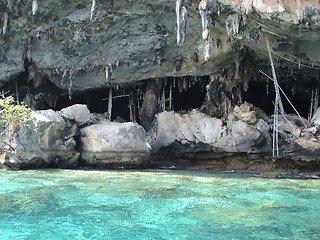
242 79 315 118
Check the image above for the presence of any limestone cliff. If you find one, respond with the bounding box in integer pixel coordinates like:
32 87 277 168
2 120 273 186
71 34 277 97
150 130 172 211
0 0 320 172
0 1 319 104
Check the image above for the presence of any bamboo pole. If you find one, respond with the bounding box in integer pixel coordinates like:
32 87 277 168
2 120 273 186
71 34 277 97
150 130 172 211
107 88 113 120
259 70 306 127
309 87 314 122
313 88 319 115
161 83 166 111
266 36 283 157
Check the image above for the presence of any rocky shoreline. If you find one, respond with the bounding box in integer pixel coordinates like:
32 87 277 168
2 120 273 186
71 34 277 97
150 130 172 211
1 103 320 177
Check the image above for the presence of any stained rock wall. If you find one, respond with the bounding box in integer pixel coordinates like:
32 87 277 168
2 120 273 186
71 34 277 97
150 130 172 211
0 0 319 95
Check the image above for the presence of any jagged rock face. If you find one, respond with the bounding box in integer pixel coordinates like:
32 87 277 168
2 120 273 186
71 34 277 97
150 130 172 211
0 0 319 95
147 109 270 153
0 110 79 169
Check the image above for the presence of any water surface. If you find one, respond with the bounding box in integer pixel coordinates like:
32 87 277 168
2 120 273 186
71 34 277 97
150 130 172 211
0 169 319 240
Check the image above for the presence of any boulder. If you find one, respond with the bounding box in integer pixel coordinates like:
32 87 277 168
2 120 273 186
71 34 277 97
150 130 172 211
61 104 92 127
233 102 257 124
80 120 151 167
311 108 320 126
0 110 79 169
232 120 265 151
149 110 225 152
277 114 307 137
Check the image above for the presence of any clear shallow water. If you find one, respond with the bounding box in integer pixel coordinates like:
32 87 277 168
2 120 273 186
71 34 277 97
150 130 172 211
0 170 319 240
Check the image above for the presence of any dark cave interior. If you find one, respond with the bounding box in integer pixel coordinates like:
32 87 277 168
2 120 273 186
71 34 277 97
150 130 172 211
1 71 318 123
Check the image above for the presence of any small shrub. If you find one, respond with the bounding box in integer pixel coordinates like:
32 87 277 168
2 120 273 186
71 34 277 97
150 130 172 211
0 95 33 124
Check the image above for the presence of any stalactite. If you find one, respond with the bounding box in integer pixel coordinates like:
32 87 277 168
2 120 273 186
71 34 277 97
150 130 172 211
226 14 247 39
105 64 112 84
199 0 213 61
204 41 210 62
309 87 314 121
169 81 173 110
32 0 38 16
68 68 74 100
2 12 8 35
176 0 188 46
107 88 113 120
90 0 96 21
61 68 68 86
313 88 319 116
161 83 166 111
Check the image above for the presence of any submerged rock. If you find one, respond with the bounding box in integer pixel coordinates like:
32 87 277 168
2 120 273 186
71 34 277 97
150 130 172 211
80 120 151 168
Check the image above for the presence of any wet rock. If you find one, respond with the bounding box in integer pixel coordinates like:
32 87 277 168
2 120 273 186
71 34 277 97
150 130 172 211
61 104 92 127
0 110 79 169
80 120 151 167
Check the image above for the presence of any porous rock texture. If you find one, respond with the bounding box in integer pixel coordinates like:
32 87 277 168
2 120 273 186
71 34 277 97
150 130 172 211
0 109 79 169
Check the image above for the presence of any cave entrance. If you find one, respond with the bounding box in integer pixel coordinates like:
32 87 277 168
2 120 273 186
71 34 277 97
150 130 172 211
56 88 130 122
242 80 314 119
160 76 208 112
171 81 206 112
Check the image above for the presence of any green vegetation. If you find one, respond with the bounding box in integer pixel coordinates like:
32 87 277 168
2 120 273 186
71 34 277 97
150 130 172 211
0 95 33 124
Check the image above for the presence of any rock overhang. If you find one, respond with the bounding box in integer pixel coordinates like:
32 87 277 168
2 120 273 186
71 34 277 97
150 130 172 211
0 0 319 94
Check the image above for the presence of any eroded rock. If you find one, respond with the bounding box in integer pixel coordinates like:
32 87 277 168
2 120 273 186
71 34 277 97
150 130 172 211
233 102 257 124
148 109 268 153
0 110 79 169
80 120 151 168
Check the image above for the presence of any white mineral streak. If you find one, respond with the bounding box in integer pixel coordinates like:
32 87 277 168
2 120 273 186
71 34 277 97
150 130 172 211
204 41 210 61
176 0 187 46
226 14 240 37
90 0 96 21
68 68 73 99
2 12 8 35
199 0 211 61
199 0 210 40
32 0 38 16
105 64 112 83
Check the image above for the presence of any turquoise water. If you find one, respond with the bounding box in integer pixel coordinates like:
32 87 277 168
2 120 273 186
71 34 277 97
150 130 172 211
0 169 319 240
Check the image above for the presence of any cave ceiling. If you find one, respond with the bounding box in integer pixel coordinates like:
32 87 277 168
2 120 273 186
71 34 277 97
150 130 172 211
0 0 319 94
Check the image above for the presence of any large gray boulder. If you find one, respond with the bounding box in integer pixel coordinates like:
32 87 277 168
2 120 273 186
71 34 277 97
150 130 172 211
148 110 226 152
231 120 265 151
149 110 269 153
61 104 92 127
0 110 79 169
80 120 151 168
